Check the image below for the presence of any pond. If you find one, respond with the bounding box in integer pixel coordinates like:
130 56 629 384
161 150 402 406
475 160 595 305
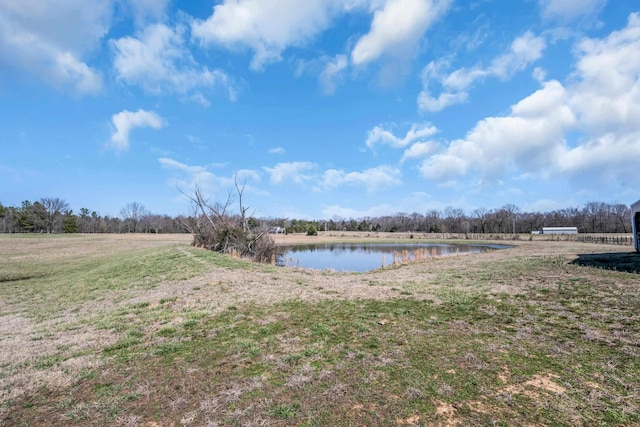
278 242 510 272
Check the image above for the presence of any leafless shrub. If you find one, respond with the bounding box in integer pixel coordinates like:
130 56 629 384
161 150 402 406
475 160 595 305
179 177 277 263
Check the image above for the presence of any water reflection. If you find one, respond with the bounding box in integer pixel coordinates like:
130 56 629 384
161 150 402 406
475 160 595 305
278 243 509 272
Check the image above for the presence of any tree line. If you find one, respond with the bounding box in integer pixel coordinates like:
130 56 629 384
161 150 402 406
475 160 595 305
272 202 632 235
0 199 185 234
0 198 633 235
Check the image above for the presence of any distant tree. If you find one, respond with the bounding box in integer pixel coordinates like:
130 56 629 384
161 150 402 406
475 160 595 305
425 210 441 233
78 208 91 233
247 217 260 230
409 212 424 231
120 202 147 233
443 206 465 233
396 212 409 232
472 208 489 233
40 197 70 233
17 200 42 232
357 220 369 232
306 225 318 236
583 201 607 233
502 204 520 235
62 210 79 233
611 203 630 233
90 211 100 232
0 203 6 232
0 204 19 232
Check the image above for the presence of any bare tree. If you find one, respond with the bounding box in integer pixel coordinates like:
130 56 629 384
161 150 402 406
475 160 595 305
611 203 630 233
120 202 147 233
40 197 69 233
472 208 489 233
502 204 520 235
443 206 465 233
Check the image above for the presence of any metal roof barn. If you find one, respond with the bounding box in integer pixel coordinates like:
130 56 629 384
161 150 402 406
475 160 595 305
541 227 578 234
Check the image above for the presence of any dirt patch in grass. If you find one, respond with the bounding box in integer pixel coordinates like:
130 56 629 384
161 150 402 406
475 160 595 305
1 233 639 425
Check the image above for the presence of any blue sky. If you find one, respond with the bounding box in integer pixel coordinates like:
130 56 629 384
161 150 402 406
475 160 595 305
1 0 639 220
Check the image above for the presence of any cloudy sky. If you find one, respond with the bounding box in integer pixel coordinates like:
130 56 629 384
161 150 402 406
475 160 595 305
1 0 639 219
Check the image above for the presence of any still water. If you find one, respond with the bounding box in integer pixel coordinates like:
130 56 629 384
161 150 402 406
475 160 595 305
278 242 509 272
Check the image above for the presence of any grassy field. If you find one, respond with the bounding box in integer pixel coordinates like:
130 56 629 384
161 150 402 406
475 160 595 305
1 233 639 426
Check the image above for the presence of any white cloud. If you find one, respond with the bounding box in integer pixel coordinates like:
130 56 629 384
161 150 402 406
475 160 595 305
419 80 576 182
568 13 640 135
419 31 546 111
558 132 640 186
417 89 468 112
490 31 547 79
123 0 170 25
321 169 346 189
532 67 547 82
319 54 348 95
112 23 235 102
401 141 439 162
159 158 263 198
109 109 166 152
539 0 606 22
366 122 438 150
0 0 109 95
558 12 640 186
351 0 452 66
235 169 262 183
417 12 640 192
525 198 572 213
191 0 342 71
268 147 286 155
320 190 448 219
321 203 398 220
263 162 316 185
322 165 402 192
159 157 219 197
262 161 401 192
419 153 469 183
158 158 215 187
449 31 546 88
192 0 451 71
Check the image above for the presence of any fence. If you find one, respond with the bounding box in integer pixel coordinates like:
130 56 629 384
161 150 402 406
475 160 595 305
575 235 634 246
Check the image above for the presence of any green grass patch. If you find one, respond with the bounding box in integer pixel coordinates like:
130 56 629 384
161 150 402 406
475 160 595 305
25 291 633 426
0 238 259 318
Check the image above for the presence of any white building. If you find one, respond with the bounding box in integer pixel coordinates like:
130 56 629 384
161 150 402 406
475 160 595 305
541 227 578 235
632 199 640 252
